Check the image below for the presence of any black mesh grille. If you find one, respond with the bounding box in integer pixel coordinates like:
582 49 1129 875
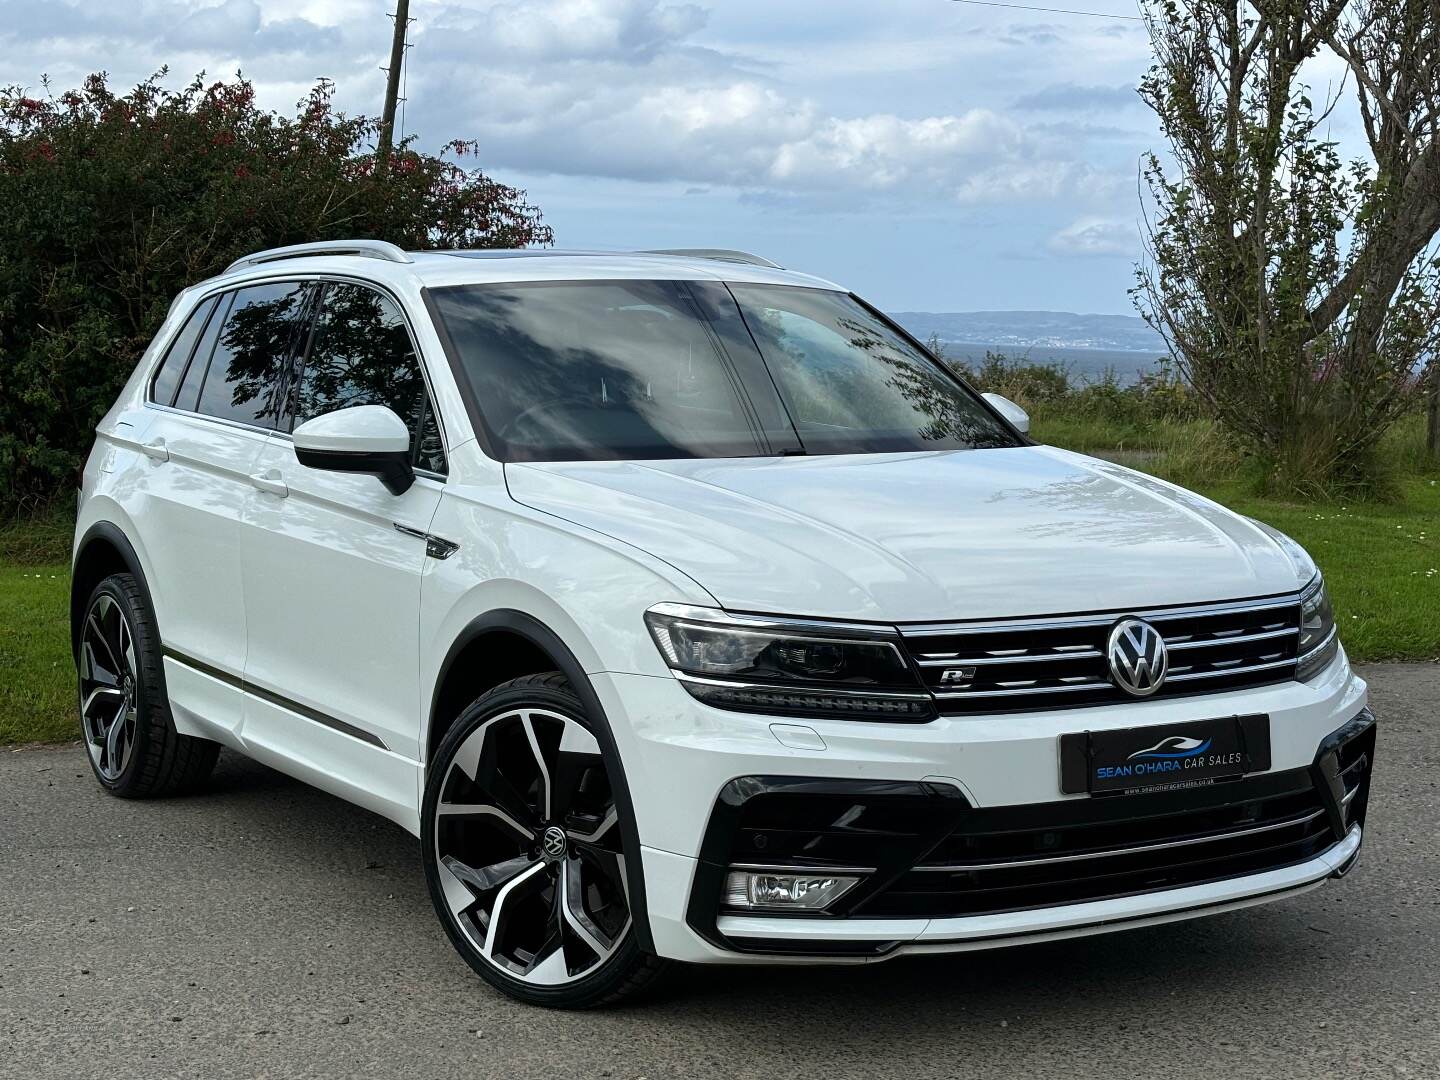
901 595 1302 714
690 714 1373 954
857 773 1333 918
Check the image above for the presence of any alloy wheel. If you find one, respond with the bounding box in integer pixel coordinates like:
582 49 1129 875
79 593 138 782
433 708 631 985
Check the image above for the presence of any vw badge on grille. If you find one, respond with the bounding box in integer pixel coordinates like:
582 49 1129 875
1106 617 1168 697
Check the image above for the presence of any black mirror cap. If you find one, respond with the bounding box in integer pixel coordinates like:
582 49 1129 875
294 445 415 495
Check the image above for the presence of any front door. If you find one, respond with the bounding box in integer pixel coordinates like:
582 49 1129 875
239 281 447 822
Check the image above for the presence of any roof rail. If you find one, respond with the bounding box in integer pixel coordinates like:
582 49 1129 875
639 248 782 269
225 239 414 274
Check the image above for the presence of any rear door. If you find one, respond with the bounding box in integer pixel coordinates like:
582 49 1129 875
131 281 309 738
240 281 445 806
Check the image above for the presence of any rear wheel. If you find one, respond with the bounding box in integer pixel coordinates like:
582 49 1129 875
77 573 219 796
421 673 669 1007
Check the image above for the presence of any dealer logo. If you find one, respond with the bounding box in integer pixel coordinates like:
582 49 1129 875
1106 617 1168 697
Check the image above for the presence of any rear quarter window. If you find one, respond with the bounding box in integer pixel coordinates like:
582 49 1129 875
149 296 218 407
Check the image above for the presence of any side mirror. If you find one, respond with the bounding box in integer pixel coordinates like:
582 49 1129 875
293 405 414 495
982 392 1030 435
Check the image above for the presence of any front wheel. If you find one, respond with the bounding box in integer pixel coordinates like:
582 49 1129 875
421 673 670 1007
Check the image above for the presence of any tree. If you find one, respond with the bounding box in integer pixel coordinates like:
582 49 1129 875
1133 0 1439 496
0 71 553 513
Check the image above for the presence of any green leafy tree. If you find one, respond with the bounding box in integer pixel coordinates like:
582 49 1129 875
1133 0 1439 496
0 71 553 512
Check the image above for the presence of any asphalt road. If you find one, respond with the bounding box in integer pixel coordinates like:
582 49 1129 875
2 663 1437 1080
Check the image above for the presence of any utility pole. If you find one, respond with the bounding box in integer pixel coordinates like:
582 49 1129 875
377 0 411 161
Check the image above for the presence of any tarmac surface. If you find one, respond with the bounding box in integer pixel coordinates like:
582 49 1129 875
2 663 1436 1079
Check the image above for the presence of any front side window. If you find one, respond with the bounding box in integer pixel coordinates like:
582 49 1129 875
430 281 767 462
195 281 310 428
291 283 445 474
727 285 1019 454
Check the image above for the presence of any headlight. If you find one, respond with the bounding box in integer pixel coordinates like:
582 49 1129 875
644 603 933 720
1296 575 1339 681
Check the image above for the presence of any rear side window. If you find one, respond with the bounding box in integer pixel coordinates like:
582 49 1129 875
194 281 311 429
292 283 445 473
149 297 218 406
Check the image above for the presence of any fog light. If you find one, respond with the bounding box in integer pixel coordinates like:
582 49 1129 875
723 869 861 911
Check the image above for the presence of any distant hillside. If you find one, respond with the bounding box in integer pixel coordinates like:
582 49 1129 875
892 310 1165 354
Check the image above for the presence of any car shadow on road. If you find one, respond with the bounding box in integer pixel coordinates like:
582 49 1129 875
194 748 1351 1035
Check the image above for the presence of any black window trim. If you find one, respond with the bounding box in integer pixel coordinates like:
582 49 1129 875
143 273 451 477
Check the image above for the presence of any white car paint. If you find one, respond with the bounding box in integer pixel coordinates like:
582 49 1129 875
75 247 1370 970
504 445 1309 622
292 403 412 454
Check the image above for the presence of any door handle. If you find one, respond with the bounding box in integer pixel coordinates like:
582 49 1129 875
140 439 169 462
250 470 289 498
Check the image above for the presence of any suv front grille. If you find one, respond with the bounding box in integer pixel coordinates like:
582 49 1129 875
865 775 1332 918
901 594 1302 714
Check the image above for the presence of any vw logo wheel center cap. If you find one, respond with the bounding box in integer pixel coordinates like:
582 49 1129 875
541 825 568 859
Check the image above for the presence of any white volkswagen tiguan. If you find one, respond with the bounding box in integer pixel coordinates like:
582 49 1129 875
73 241 1373 1007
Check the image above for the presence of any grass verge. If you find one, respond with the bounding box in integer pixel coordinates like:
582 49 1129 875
1 447 1436 744
0 563 75 744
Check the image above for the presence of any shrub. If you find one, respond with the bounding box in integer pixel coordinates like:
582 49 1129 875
0 72 553 513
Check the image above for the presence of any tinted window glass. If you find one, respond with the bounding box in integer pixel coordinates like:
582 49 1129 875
176 293 232 412
414 397 447 474
291 284 443 473
150 297 217 406
430 281 766 462
195 281 309 428
729 285 1019 454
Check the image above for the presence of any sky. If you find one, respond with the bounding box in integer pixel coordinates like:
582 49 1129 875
6 0 1202 315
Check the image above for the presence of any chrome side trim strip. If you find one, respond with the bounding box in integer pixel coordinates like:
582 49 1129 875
914 809 1329 873
393 522 460 560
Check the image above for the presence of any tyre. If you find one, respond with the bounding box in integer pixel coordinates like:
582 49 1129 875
421 673 670 1008
77 572 219 797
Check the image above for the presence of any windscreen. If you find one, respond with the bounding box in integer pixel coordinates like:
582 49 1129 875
727 285 1019 455
429 279 1020 461
429 281 768 461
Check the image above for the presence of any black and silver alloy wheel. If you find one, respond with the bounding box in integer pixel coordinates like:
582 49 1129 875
422 673 668 1007
79 592 139 782
74 572 219 797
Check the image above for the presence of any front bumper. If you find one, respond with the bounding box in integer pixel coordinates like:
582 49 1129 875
593 656 1372 964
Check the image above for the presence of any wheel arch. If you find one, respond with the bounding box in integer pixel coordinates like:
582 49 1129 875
427 608 654 951
71 522 157 662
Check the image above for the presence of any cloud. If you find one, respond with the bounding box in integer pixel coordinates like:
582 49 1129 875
1 0 1130 210
403 0 1113 204
1048 217 1137 256
1014 82 1139 112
